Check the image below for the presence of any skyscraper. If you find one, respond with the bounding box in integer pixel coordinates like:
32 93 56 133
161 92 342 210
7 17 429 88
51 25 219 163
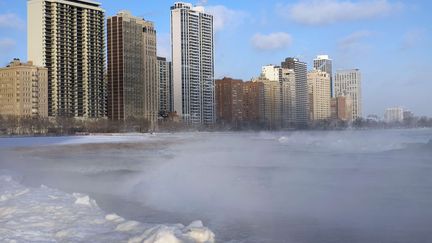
28 0 106 118
158 57 173 117
307 69 331 121
171 2 215 125
107 11 159 127
335 69 362 120
281 58 309 127
313 55 333 97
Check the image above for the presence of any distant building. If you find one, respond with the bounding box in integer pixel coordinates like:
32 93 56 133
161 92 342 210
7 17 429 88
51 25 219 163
28 0 106 118
331 96 353 122
243 81 265 126
107 11 159 128
308 69 331 121
257 79 282 129
171 2 215 125
280 68 296 127
215 78 244 125
335 69 362 120
313 55 333 97
0 59 48 118
281 58 309 127
384 107 404 123
158 57 173 116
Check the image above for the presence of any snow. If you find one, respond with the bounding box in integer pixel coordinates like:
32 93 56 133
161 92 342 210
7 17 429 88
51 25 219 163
0 173 215 243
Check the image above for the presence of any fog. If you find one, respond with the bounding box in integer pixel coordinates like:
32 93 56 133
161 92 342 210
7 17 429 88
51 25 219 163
1 129 432 242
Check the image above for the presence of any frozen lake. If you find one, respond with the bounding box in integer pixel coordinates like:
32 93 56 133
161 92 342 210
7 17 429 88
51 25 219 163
1 129 432 242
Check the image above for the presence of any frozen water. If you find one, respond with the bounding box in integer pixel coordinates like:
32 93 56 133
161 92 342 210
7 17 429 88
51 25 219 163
1 129 432 242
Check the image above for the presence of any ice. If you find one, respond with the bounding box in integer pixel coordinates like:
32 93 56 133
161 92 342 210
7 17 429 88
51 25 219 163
0 173 215 243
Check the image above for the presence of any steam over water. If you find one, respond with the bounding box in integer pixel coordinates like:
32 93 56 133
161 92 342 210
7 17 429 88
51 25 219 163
1 129 432 242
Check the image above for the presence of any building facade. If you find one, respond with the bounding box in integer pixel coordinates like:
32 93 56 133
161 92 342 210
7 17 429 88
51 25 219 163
215 77 244 125
243 81 264 126
330 96 353 122
313 55 333 97
28 0 106 118
308 69 331 121
171 2 215 125
384 107 404 123
281 58 309 127
107 11 159 127
335 69 362 120
158 57 173 117
0 59 48 118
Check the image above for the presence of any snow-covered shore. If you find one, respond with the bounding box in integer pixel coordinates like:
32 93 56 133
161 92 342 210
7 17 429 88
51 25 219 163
0 173 215 243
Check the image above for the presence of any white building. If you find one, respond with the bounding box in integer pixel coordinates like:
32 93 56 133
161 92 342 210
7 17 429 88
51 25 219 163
171 2 215 125
262 65 281 82
313 55 333 96
28 0 106 118
308 70 331 121
335 69 362 120
384 107 404 123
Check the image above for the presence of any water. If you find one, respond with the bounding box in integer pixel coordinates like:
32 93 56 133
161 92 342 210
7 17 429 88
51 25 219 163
1 129 432 242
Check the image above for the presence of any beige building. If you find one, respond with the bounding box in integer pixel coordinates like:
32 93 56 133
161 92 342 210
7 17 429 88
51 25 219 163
28 0 106 118
107 11 159 128
308 69 331 121
0 59 48 117
255 78 282 129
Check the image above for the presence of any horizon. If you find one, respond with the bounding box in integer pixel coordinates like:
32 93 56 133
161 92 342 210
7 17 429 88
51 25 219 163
0 0 431 117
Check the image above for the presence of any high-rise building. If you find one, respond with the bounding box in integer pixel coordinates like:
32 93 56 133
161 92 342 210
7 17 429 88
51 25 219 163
28 0 106 118
280 68 296 127
335 69 362 120
307 69 331 121
262 65 282 82
107 11 159 127
281 58 309 127
330 96 352 122
243 81 264 126
215 77 244 125
0 59 48 118
313 55 333 96
158 57 173 116
255 78 282 129
171 2 215 125
384 107 404 123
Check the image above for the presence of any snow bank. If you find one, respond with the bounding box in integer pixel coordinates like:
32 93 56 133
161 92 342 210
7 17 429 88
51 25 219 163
0 173 215 243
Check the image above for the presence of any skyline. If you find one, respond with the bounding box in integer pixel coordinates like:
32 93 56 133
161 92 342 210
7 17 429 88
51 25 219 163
1 0 431 116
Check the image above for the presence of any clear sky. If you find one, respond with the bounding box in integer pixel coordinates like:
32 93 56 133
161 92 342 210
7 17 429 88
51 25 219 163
1 0 431 117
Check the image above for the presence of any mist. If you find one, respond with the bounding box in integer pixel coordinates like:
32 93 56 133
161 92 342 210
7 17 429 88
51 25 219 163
1 129 432 242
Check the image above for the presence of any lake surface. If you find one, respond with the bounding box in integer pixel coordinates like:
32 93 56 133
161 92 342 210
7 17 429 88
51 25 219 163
1 129 432 242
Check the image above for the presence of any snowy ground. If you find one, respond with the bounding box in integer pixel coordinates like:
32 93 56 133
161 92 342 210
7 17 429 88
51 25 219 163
0 172 214 243
1 129 432 242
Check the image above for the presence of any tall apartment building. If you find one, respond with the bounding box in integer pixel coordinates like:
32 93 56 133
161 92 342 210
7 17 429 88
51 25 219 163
255 78 282 129
107 11 159 127
281 68 296 127
384 107 404 123
0 59 48 118
171 2 215 125
307 70 331 121
215 77 244 125
281 58 309 127
158 57 173 116
313 55 333 96
330 96 353 122
28 0 106 118
335 69 362 120
243 81 264 126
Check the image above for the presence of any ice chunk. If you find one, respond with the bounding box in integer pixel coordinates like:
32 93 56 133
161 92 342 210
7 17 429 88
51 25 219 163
73 193 98 207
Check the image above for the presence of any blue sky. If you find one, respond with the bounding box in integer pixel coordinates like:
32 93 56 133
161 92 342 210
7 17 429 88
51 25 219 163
1 0 431 117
